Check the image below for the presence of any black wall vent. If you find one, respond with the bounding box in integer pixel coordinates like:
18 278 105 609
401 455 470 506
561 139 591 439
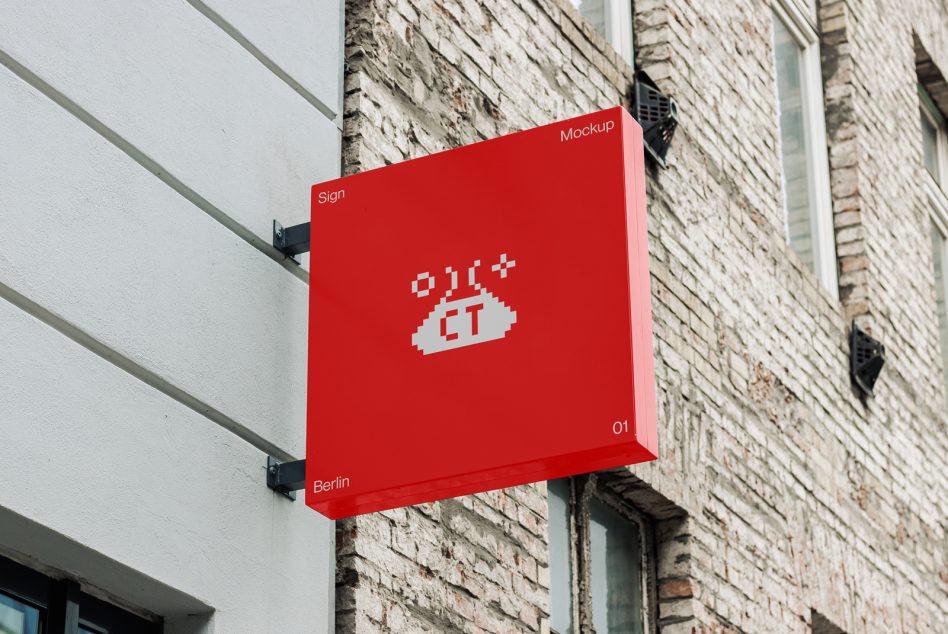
850 321 885 397
630 70 679 168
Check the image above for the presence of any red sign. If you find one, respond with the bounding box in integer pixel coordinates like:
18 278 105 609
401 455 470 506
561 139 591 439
306 107 657 519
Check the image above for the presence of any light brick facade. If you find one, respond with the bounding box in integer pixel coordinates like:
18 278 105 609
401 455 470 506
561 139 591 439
337 0 948 632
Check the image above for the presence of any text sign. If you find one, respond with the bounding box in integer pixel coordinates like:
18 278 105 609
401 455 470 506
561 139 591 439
307 107 657 519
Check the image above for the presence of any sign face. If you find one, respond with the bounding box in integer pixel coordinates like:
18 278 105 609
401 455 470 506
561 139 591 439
306 107 657 519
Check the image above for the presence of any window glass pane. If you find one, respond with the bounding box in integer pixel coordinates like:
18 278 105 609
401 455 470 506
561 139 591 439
570 0 634 65
572 0 606 36
589 497 644 634
773 13 816 272
612 0 634 65
922 110 940 180
547 479 573 634
931 224 948 396
0 593 41 634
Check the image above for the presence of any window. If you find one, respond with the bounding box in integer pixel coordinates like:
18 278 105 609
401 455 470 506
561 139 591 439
569 0 634 66
930 223 948 397
588 497 644 632
920 85 948 187
771 2 838 296
920 84 948 398
547 475 656 634
0 554 160 634
921 108 940 178
548 479 574 633
0 592 40 634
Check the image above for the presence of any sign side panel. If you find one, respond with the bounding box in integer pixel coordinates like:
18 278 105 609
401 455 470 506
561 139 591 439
621 109 658 458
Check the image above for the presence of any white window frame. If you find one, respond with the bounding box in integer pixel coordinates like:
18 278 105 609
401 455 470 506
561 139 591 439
928 213 948 399
920 84 948 398
920 84 948 191
772 0 839 298
929 193 948 244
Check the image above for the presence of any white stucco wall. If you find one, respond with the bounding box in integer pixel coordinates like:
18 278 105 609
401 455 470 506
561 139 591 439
0 1 342 631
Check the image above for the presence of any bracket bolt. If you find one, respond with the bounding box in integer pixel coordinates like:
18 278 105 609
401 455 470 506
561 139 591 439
275 227 283 238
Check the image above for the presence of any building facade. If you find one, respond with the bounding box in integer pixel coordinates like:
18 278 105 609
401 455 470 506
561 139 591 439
337 0 948 632
1 1 947 633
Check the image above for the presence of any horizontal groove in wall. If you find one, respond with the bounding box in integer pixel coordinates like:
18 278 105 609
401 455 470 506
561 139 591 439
185 0 342 129
0 280 298 463
0 46 310 286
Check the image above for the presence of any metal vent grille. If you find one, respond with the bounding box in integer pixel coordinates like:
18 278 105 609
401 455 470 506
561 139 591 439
850 321 885 397
630 70 679 168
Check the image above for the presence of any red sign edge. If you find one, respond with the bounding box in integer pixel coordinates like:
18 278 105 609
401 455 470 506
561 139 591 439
620 108 659 459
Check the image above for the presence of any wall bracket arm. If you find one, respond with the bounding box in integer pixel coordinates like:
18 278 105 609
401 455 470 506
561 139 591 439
272 220 310 261
266 456 306 501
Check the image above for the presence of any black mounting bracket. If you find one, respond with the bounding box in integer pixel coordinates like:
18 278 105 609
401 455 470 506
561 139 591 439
273 220 311 263
266 456 306 501
850 321 885 398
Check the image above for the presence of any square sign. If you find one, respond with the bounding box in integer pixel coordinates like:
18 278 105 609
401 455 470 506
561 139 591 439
306 107 657 519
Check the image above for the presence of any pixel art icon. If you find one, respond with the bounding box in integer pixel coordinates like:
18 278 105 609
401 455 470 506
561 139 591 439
307 107 657 519
411 256 517 355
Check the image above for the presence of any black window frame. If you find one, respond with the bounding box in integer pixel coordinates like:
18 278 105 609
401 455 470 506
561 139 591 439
0 553 161 634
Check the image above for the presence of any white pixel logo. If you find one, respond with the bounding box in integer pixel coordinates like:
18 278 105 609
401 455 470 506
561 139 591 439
411 254 517 355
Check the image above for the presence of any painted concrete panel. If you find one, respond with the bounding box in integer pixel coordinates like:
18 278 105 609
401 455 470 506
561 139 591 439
0 297 331 634
0 0 336 245
0 65 308 457
195 0 343 117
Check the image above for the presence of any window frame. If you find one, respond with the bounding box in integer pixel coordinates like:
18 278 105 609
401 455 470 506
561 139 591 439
771 0 839 298
0 556 46 634
928 217 948 399
920 84 948 191
920 83 948 399
0 553 161 634
548 474 657 634
784 0 819 25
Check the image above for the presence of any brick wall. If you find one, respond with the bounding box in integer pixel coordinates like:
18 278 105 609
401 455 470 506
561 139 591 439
338 0 948 632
